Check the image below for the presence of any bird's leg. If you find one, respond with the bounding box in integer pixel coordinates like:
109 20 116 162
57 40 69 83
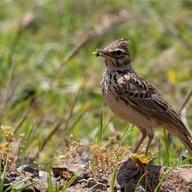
133 129 147 153
145 129 154 155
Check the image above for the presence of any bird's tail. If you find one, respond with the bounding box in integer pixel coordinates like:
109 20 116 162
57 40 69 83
176 125 192 154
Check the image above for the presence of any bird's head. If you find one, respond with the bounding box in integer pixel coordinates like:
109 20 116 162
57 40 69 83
94 39 132 70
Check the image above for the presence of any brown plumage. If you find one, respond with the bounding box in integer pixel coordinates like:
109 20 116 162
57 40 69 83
96 39 192 155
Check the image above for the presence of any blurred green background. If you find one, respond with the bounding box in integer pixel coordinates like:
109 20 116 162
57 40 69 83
0 0 191 165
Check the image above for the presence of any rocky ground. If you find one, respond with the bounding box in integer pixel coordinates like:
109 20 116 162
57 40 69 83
2 142 192 192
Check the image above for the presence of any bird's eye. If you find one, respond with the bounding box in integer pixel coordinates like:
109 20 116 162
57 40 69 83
116 50 123 57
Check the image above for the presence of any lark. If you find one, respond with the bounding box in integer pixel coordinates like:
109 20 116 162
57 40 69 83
95 39 192 155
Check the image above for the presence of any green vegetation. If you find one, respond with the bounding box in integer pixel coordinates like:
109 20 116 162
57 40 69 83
0 0 191 175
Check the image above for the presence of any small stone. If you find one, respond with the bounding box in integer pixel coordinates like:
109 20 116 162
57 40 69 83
17 165 39 178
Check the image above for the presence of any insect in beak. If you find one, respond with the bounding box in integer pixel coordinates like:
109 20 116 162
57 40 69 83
93 49 110 57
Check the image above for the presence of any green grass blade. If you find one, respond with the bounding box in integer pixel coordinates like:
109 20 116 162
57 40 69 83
5 178 36 192
163 129 171 166
47 164 54 192
62 175 78 191
111 165 118 192
0 160 3 192
134 173 145 192
118 124 133 147
97 104 104 145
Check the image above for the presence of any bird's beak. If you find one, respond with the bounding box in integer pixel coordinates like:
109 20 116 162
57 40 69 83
93 49 109 58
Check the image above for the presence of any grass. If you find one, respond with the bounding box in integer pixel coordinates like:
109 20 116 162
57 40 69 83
0 160 4 192
111 165 118 192
97 104 105 145
117 124 133 148
0 0 192 190
162 129 171 166
154 156 192 192
62 175 78 192
3 179 37 192
134 173 145 192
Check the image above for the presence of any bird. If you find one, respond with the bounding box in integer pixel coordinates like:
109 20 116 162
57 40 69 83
95 39 192 155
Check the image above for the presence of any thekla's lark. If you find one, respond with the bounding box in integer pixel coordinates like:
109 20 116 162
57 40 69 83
95 39 192 155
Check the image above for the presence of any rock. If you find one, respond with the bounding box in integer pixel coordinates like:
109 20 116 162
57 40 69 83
4 165 58 192
17 165 39 178
116 157 192 192
86 177 107 191
33 170 58 192
4 155 192 191
52 163 86 179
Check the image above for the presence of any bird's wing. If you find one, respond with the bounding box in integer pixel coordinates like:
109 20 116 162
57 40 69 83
118 72 192 153
119 73 185 129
